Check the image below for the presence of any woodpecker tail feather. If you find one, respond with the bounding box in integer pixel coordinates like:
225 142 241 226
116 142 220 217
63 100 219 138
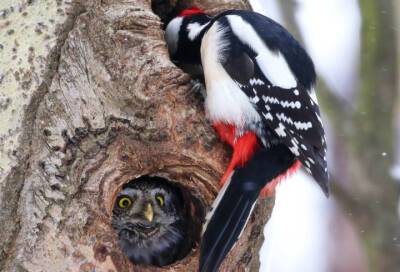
199 144 296 272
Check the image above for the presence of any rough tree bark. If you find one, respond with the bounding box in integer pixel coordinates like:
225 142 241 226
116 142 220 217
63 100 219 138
0 0 272 271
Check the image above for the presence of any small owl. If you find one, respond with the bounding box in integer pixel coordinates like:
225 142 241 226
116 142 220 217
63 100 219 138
112 177 188 266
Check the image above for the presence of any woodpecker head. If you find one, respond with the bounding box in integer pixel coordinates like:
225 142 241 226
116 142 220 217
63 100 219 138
165 7 211 73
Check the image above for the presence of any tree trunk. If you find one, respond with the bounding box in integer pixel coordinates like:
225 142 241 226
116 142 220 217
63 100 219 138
0 0 271 271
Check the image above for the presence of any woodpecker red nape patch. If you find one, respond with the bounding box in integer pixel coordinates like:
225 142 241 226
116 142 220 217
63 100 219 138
179 7 205 17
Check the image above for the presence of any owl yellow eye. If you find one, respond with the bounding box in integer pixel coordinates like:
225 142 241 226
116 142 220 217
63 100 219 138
156 195 164 207
118 196 132 209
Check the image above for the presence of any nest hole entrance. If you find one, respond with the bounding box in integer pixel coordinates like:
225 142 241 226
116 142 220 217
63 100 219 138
111 175 203 267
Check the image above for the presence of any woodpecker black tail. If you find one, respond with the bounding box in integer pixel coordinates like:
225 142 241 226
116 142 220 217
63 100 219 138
199 144 296 272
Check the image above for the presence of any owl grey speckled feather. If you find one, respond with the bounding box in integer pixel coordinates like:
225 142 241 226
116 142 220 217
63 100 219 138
112 177 188 266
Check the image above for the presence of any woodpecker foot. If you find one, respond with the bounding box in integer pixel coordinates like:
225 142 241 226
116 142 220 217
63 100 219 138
187 79 207 99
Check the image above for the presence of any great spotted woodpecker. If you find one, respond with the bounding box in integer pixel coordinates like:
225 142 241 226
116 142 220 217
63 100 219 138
166 8 328 272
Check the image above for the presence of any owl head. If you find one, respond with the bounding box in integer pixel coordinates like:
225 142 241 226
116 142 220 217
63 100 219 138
112 176 188 266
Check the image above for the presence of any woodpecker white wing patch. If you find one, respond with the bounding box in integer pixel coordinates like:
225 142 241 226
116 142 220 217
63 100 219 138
255 54 297 89
226 15 267 54
201 22 262 127
226 15 297 89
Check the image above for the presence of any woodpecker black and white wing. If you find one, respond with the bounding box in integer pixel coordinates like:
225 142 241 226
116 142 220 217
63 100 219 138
249 79 328 195
210 11 328 194
199 145 296 272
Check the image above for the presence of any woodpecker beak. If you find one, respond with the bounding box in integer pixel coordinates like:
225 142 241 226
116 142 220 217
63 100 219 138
143 203 154 223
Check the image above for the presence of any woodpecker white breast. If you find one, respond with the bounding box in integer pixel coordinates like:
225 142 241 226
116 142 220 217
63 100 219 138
201 21 261 129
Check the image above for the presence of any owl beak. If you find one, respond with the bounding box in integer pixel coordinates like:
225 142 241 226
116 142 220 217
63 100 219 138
143 203 154 223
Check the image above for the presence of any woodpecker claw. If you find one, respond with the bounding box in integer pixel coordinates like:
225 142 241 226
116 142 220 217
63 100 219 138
188 79 207 98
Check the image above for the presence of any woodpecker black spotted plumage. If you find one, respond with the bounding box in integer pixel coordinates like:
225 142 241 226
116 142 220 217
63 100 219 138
166 8 329 272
